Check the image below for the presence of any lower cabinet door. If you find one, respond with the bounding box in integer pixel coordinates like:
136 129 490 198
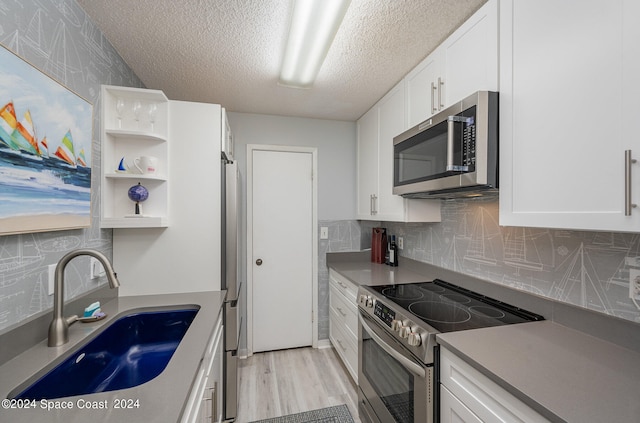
440 385 483 423
329 308 358 382
196 376 209 423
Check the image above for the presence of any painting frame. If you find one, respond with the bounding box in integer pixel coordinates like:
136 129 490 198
0 44 93 236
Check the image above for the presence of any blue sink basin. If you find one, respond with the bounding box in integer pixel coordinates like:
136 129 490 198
12 307 199 400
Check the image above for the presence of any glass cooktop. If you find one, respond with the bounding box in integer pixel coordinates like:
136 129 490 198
369 279 544 333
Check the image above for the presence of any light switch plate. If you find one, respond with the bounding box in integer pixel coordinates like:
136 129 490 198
320 226 329 239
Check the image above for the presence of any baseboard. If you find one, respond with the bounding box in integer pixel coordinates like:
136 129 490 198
316 339 332 349
238 341 332 359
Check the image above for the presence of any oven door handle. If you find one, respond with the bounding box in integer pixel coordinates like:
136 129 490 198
359 313 426 378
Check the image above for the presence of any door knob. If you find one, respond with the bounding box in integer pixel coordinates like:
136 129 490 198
256 259 263 266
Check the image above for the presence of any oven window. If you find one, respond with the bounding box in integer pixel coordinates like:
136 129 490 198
362 335 414 422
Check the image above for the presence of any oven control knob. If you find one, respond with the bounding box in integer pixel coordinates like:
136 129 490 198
408 332 422 347
358 294 367 306
391 319 402 331
365 297 374 308
399 324 411 338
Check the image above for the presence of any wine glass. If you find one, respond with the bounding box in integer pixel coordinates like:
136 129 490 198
115 98 125 128
148 103 158 132
132 100 142 129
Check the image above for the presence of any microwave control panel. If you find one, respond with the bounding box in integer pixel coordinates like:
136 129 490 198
462 115 476 169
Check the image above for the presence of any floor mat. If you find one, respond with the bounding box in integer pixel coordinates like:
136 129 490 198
248 404 355 423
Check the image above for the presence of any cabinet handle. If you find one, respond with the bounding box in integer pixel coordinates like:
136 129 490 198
205 383 217 423
204 389 212 422
372 194 378 215
625 150 637 215
212 382 217 423
431 82 438 114
336 307 347 317
370 194 374 215
438 77 444 110
336 339 347 352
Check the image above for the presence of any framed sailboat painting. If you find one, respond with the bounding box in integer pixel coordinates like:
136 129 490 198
0 45 93 235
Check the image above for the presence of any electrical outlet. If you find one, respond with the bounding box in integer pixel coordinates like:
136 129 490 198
47 264 56 296
629 269 640 300
90 258 106 280
398 236 404 250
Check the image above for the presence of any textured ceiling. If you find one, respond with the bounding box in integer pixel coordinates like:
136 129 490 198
77 0 486 121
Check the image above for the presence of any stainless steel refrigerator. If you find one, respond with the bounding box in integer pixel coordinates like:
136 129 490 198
221 157 241 421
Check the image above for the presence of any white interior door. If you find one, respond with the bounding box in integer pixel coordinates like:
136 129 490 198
251 148 314 352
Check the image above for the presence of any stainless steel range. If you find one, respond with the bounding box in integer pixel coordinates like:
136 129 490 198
357 280 543 423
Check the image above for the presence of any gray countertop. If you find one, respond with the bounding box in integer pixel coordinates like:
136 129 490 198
0 290 225 423
328 257 429 287
437 322 640 423
328 253 640 423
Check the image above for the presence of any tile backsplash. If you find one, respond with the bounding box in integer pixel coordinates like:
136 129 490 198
361 198 640 324
318 220 361 339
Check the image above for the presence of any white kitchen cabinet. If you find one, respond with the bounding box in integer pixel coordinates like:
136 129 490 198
406 0 498 128
328 269 358 382
357 104 379 219
440 347 549 423
406 48 444 128
357 81 441 222
100 85 170 228
357 0 496 222
440 385 483 423
182 309 224 423
499 0 640 232
377 81 410 219
441 0 498 109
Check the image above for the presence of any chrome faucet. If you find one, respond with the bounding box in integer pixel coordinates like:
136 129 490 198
48 249 120 347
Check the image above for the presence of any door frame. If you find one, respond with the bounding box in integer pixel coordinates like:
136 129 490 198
246 144 318 356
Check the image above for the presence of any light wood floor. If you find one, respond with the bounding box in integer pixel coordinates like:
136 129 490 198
236 347 362 423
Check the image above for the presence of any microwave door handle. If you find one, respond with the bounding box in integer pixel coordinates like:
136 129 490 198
446 117 455 171
359 313 426 378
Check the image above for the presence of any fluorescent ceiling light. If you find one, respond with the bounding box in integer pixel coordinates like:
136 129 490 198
280 0 351 88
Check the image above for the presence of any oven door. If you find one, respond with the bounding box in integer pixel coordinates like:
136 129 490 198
358 311 433 423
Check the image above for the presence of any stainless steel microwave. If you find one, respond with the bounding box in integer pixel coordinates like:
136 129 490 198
393 91 498 198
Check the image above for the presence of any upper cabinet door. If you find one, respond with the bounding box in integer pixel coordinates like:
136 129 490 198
376 81 407 221
356 80 441 223
405 0 498 129
356 105 379 219
499 0 640 232
406 48 444 128
441 0 498 106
